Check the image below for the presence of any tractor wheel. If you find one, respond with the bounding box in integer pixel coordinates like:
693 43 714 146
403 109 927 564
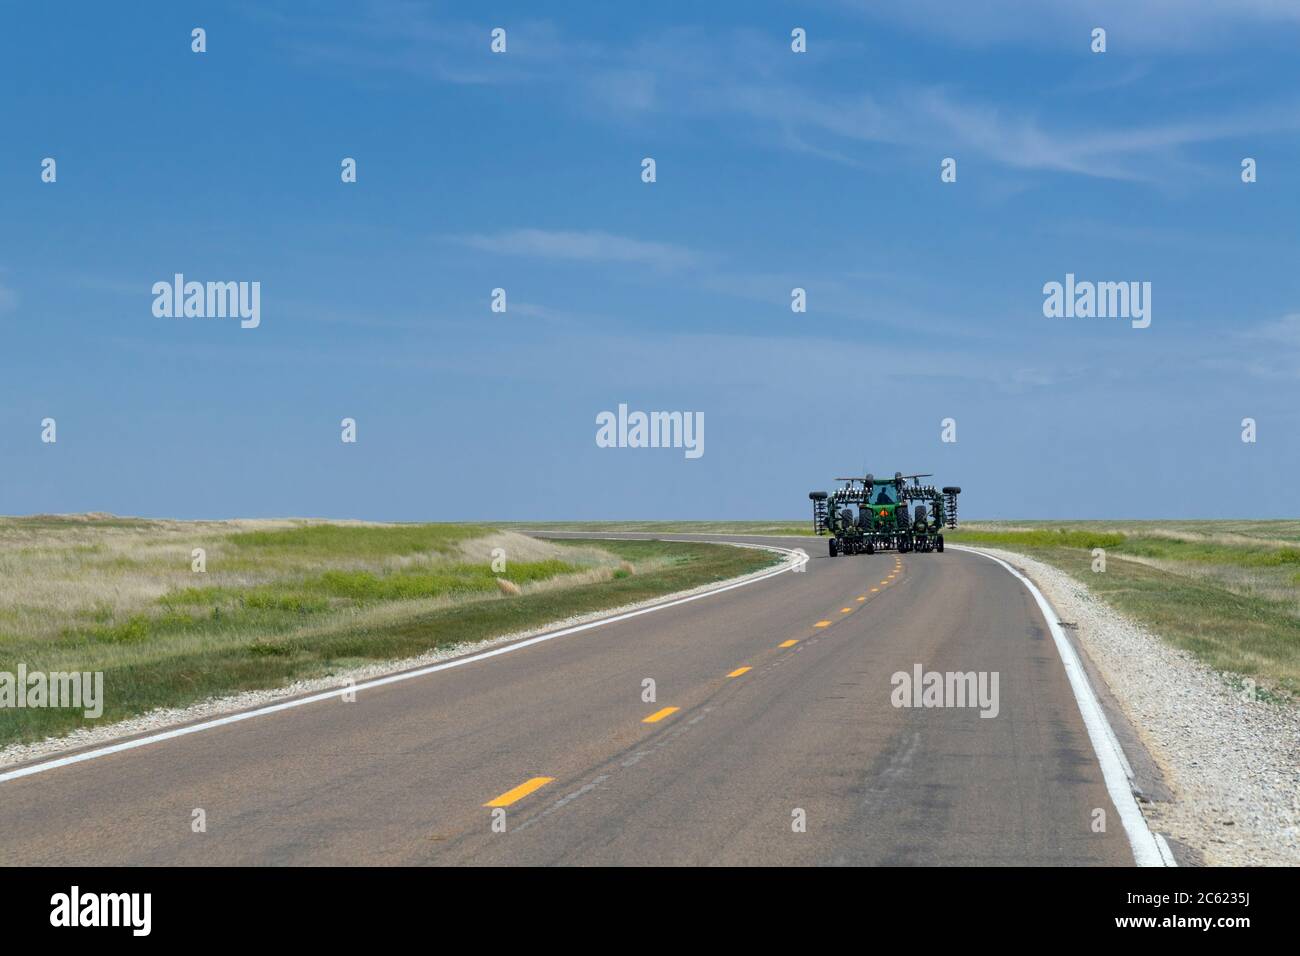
828 538 839 557
937 534 945 553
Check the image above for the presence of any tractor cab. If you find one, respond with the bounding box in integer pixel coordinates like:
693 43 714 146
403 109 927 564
864 481 904 530
868 483 898 506
870 482 896 517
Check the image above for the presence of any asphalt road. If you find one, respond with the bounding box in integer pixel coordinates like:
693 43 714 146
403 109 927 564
0 534 1137 866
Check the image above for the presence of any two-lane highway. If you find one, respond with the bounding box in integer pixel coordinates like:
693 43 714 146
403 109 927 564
0 534 1144 865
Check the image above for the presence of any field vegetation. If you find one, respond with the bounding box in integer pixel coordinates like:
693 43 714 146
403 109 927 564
0 516 777 746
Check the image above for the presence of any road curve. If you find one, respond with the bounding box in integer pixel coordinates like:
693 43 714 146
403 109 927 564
0 533 1138 866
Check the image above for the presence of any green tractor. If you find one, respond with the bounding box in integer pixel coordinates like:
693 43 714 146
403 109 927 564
809 472 960 557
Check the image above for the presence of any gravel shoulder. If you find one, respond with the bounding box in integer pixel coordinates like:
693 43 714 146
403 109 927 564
976 546 1300 866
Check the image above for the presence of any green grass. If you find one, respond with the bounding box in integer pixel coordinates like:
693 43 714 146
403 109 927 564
947 521 1300 700
227 522 492 558
0 523 776 748
69 558 585 647
948 528 1125 550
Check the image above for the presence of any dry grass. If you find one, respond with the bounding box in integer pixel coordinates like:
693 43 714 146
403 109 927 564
0 516 610 645
0 518 780 745
0 517 289 639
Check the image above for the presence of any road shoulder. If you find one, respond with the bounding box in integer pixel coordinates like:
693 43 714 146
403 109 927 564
970 545 1300 867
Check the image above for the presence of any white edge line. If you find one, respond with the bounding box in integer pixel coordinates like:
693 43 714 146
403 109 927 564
0 542 809 786
950 545 1174 867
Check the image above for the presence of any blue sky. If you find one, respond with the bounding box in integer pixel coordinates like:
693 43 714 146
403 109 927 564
2 1 1299 521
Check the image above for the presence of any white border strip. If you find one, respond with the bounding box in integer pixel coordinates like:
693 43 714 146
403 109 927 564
0 543 808 786
950 545 1176 867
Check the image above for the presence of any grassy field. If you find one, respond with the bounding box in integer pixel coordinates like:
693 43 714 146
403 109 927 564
948 521 1300 701
0 516 778 748
520 520 1300 700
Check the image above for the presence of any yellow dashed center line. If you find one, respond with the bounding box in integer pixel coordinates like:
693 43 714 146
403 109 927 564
642 706 680 723
484 548 904 816
483 776 554 807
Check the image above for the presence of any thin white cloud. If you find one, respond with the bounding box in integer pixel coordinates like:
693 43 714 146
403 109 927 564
904 88 1260 181
1244 313 1300 347
285 5 602 87
270 8 1300 181
842 0 1300 51
575 29 1295 182
456 229 699 271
